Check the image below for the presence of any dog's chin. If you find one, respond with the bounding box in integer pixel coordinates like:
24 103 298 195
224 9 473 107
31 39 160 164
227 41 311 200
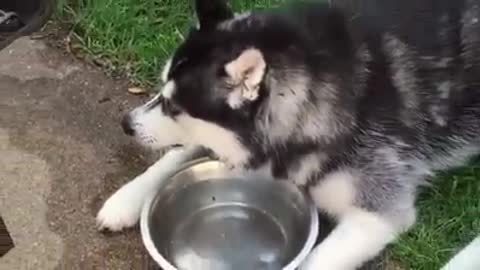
131 130 182 151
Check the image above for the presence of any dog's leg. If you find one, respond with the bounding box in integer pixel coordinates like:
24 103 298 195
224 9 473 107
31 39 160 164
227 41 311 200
96 146 203 231
299 209 399 270
299 170 416 270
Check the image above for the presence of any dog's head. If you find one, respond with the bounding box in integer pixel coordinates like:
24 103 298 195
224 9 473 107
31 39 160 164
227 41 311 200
122 0 353 167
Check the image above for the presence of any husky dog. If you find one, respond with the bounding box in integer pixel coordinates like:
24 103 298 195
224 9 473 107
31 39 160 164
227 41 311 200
96 0 480 269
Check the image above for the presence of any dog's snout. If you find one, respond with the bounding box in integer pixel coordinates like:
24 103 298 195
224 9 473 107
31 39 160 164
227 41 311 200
121 114 135 136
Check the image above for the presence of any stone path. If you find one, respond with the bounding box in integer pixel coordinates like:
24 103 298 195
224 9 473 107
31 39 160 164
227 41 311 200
0 37 157 270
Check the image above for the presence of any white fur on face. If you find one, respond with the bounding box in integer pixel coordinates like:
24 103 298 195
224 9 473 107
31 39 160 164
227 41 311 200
161 58 173 83
126 56 251 166
129 98 188 149
176 114 250 167
127 92 250 167
162 81 176 99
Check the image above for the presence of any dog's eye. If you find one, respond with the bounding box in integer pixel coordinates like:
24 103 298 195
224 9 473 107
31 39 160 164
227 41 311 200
169 58 188 78
161 98 182 116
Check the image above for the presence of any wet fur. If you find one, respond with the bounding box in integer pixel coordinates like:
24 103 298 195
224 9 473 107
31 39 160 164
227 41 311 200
97 0 480 269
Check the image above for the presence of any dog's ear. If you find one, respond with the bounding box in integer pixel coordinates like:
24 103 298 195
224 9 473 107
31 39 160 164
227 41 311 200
225 48 266 102
195 0 233 31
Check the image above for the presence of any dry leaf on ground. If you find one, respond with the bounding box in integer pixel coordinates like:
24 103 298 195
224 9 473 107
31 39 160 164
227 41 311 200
127 87 147 95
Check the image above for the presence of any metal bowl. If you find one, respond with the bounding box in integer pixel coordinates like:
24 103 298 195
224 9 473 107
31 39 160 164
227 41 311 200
140 157 318 270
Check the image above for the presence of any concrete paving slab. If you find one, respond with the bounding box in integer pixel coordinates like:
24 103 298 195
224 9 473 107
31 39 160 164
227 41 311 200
0 37 158 270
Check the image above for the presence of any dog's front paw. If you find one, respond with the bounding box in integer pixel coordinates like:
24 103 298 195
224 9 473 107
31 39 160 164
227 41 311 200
96 184 146 231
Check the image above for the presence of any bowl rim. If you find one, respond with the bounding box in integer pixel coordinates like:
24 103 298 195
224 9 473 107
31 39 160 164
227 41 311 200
140 157 319 270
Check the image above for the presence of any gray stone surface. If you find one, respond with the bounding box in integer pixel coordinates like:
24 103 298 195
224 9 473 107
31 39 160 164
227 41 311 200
0 37 157 270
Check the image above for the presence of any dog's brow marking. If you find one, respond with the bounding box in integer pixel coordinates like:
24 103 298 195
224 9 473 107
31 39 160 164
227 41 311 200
162 81 176 99
218 12 252 30
161 58 173 83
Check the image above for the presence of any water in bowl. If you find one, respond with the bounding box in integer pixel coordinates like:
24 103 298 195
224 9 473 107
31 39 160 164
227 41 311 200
167 203 287 270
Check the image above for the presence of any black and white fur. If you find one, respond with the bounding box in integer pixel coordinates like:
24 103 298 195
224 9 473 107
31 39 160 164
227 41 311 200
97 0 480 269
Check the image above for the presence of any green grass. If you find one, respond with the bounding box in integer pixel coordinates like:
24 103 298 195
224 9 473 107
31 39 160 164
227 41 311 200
57 0 194 85
57 0 286 86
56 1 480 269
391 164 480 269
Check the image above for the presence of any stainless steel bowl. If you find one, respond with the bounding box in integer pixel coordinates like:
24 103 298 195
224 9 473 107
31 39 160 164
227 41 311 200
141 157 318 270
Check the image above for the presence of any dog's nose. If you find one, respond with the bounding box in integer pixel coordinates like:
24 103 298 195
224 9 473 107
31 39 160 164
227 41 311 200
121 115 135 136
